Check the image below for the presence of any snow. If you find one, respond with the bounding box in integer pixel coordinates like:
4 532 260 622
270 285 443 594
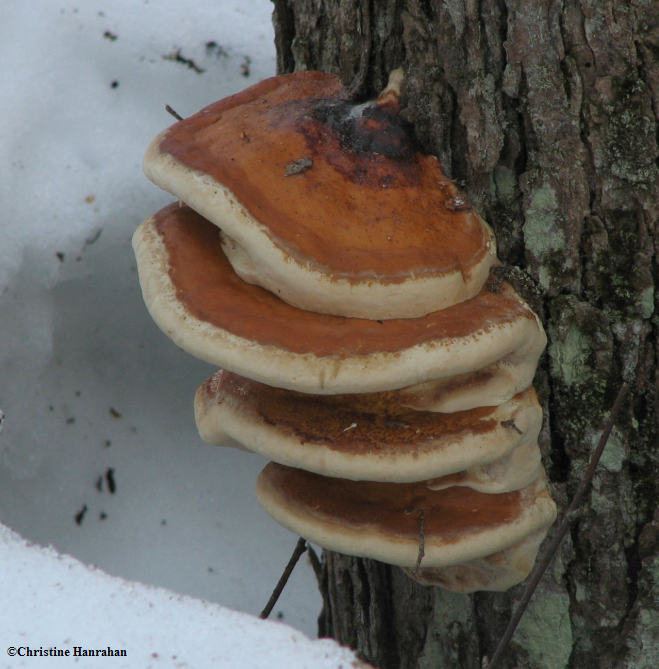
0 523 362 668
0 0 330 657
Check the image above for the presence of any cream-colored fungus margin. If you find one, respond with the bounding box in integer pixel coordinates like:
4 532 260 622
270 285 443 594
132 214 544 398
397 335 546 413
255 469 557 569
194 376 543 487
144 137 497 320
402 529 549 592
424 437 544 494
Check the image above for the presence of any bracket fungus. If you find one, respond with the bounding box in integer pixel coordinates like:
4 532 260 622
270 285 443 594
195 371 544 492
143 70 496 320
132 204 545 404
255 464 556 582
134 69 557 592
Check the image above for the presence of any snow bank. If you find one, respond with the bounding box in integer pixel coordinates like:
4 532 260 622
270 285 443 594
0 523 363 668
1 0 322 644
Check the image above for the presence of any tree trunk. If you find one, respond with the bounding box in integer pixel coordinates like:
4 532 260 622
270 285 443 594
271 2 657 667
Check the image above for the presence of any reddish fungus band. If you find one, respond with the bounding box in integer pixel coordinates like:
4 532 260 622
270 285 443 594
157 71 492 280
260 462 524 542
154 203 533 357
206 371 500 454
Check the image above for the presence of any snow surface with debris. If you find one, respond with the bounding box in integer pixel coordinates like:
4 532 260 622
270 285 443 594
0 1 341 664
0 523 362 668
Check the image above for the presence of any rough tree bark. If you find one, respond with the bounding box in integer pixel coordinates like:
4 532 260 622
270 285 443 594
271 2 657 668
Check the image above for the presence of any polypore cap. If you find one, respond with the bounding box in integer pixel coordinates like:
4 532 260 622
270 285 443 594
131 203 545 398
195 370 543 489
255 464 558 571
143 71 497 319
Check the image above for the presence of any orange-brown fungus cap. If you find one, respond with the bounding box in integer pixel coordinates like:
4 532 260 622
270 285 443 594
255 463 557 568
144 71 496 318
203 370 500 452
195 370 543 485
264 464 524 540
131 202 543 394
152 203 530 354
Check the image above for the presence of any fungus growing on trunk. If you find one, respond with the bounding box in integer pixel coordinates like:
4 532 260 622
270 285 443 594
133 70 556 592
132 204 545 404
195 370 544 492
142 70 497 319
255 463 557 592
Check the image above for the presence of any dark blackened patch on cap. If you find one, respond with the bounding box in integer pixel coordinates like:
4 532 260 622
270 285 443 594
290 96 421 188
311 98 418 161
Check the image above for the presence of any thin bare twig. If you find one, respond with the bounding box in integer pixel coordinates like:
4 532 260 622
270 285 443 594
486 381 630 669
259 537 308 619
414 508 426 572
165 104 183 121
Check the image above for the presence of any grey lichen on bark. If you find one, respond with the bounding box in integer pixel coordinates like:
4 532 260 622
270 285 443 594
271 1 657 667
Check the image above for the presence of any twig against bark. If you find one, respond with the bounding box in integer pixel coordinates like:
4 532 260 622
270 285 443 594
413 508 425 572
259 537 308 619
486 381 630 669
